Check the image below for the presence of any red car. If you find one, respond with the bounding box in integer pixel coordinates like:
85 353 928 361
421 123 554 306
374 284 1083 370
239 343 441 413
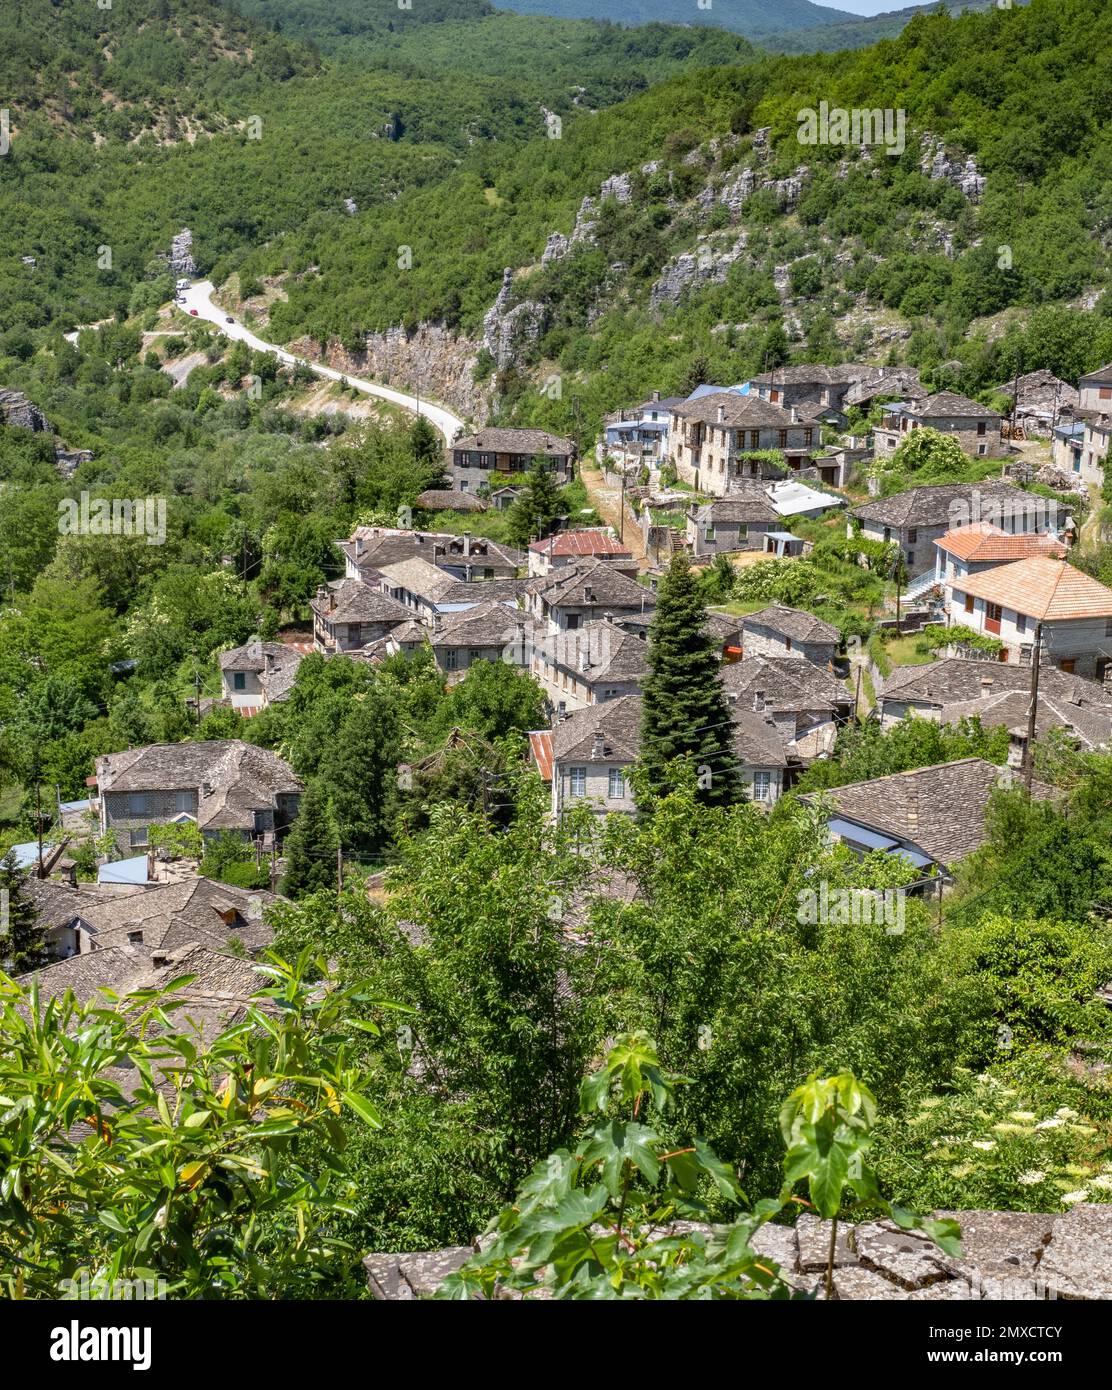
189 308 199 316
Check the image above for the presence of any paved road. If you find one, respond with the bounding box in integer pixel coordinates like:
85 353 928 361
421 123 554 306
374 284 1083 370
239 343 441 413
177 281 465 442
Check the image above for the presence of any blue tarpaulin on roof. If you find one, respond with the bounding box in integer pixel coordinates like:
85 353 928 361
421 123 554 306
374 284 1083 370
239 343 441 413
98 855 150 886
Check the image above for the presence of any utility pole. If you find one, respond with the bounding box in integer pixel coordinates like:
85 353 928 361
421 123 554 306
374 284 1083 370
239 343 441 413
1023 620 1042 792
35 780 44 879
619 469 626 544
853 657 864 725
336 843 344 905
270 839 279 893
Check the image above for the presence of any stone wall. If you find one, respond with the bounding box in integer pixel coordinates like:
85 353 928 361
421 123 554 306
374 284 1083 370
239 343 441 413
363 1203 1112 1300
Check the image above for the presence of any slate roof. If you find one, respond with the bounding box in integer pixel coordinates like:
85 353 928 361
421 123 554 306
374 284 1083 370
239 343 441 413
218 640 305 702
553 694 643 763
691 493 779 525
879 658 1112 710
671 392 800 429
551 694 788 770
954 557 1112 622
528 558 655 613
913 391 1002 421
938 689 1112 752
452 428 574 457
430 601 526 649
843 368 924 409
311 578 412 626
705 611 743 646
96 741 301 833
851 483 1032 530
376 558 461 603
546 620 650 684
742 605 840 646
416 489 487 511
935 523 1067 565
722 655 851 714
805 758 1057 867
438 577 530 605
750 364 874 388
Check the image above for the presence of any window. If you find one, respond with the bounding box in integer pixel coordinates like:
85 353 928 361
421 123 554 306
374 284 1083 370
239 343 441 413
1100 387 1111 401
778 430 788 448
608 768 626 800
1105 619 1112 638
752 771 772 802
1015 613 1027 634
804 429 813 446
882 527 891 542
232 672 246 691
738 524 748 540
127 793 150 816
468 649 482 665
750 431 760 448
445 649 458 670
566 614 580 631
569 766 587 797
174 791 193 814
977 421 986 435
128 931 143 944
977 444 987 456
1060 659 1076 674
963 592 974 614
907 529 918 544
131 826 149 847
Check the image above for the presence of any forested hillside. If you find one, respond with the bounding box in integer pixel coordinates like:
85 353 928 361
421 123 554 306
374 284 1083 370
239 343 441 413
490 0 857 37
763 0 1027 53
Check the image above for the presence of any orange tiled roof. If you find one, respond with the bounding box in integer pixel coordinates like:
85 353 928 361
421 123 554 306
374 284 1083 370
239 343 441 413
935 523 1068 564
528 730 554 782
955 557 1112 621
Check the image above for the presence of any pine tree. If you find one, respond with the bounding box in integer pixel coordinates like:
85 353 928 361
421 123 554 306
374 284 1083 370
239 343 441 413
0 849 48 975
506 459 562 548
639 554 741 808
281 781 340 899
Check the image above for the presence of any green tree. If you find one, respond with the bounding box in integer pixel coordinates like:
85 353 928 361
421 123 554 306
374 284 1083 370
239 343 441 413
282 781 339 898
639 554 740 808
505 459 563 548
0 850 47 975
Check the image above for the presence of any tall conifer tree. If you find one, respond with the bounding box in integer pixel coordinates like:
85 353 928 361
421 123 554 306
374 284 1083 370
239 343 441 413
639 554 741 808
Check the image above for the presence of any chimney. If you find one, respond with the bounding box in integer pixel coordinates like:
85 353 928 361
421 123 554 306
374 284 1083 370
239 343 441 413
328 588 337 613
980 675 994 693
355 535 365 558
790 407 800 423
584 586 595 604
263 649 275 674
716 405 725 424
591 732 605 759
651 390 660 402
753 690 766 712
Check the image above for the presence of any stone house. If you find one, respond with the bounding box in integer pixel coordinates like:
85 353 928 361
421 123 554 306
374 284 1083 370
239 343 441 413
429 602 528 680
95 741 303 851
337 526 522 584
944 556 1112 679
668 392 816 496
722 655 852 767
449 427 575 495
1071 362 1112 487
525 558 655 634
686 492 780 557
374 558 527 627
530 619 650 713
603 392 683 467
740 605 840 668
850 483 1058 579
749 363 876 414
876 658 1112 731
311 579 413 653
218 641 304 711
535 693 788 819
871 390 1007 459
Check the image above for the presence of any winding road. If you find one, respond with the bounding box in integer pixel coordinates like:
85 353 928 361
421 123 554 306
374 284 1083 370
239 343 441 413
178 280 465 443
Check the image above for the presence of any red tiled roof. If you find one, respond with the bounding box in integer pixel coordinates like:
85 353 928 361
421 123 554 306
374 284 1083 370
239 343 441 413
955 557 1112 621
528 529 631 558
935 523 1067 564
528 730 554 782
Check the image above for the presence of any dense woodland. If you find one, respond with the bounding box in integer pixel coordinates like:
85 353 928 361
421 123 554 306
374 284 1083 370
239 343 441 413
1 0 1112 1301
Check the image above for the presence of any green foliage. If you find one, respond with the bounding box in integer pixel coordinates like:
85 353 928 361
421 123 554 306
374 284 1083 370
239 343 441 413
0 950 391 1298
0 850 47 976
923 622 1005 657
439 1036 959 1300
281 781 339 899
